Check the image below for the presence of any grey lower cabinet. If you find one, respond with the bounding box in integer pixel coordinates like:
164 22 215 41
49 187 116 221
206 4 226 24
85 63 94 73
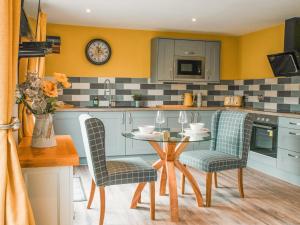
53 112 87 162
89 112 126 157
125 111 157 155
277 117 300 176
53 110 216 164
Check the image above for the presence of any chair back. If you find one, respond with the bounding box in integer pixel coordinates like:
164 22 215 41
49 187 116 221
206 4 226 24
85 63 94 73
210 111 253 163
79 114 108 185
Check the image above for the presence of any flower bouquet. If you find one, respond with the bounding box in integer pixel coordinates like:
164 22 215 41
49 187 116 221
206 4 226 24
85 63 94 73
16 72 71 148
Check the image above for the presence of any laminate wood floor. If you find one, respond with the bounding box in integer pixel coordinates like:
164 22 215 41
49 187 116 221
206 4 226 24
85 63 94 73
74 164 300 225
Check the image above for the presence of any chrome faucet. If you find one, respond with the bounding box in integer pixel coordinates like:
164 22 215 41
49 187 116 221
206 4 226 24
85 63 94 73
104 79 113 107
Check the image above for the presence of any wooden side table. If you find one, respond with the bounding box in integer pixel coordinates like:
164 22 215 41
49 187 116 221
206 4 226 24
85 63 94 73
18 135 79 225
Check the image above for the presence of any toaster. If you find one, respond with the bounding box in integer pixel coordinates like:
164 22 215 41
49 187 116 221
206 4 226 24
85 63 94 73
224 96 243 107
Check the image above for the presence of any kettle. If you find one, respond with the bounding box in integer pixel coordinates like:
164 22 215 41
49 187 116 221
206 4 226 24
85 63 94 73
183 93 195 107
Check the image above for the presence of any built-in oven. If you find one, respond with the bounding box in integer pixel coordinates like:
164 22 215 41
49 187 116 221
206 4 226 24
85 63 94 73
250 114 278 158
174 55 205 80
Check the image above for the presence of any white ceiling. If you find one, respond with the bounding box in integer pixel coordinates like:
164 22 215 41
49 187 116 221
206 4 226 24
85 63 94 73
41 0 300 35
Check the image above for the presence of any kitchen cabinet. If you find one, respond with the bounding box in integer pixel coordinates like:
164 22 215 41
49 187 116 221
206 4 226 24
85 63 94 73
174 40 205 56
151 38 174 82
90 112 126 156
125 111 157 155
205 41 221 82
151 38 220 83
53 112 86 162
53 110 216 162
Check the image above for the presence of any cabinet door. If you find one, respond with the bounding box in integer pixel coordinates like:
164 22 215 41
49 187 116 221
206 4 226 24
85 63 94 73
205 41 220 82
165 111 194 151
175 40 205 56
53 112 86 159
90 112 126 156
126 111 157 155
193 111 215 150
157 39 175 81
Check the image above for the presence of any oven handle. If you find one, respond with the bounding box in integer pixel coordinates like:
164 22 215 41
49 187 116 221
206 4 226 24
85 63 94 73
253 123 277 130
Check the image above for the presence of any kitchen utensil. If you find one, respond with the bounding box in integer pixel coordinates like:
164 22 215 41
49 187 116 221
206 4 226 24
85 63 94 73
138 125 155 134
183 93 195 107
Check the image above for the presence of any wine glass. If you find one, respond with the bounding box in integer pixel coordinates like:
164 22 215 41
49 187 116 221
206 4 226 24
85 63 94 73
156 111 165 131
178 111 188 133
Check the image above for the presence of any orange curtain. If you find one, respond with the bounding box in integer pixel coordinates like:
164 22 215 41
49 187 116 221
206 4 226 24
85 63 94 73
19 11 47 139
0 0 36 224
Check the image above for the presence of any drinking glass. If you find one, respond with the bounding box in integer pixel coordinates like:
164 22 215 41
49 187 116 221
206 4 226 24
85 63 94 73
178 111 188 133
156 111 165 131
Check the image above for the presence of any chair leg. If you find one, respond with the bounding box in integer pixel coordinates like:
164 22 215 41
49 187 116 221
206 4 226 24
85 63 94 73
213 172 218 188
131 182 146 208
99 186 105 225
149 181 155 220
87 179 96 209
181 164 186 195
238 168 244 198
206 172 212 207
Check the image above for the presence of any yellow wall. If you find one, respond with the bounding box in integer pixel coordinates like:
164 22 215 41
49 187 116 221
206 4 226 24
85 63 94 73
46 23 286 80
45 24 239 79
238 24 285 79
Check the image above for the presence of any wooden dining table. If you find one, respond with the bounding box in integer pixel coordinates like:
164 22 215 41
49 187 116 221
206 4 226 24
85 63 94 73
122 129 211 222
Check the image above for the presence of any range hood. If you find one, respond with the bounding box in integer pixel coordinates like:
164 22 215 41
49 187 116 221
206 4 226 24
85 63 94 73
267 17 300 77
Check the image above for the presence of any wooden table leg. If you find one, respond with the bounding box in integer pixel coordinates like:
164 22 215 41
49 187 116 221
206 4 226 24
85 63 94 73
160 164 167 195
166 161 179 222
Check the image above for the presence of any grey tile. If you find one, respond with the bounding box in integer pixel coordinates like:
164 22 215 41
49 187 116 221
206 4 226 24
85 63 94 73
58 95 72 101
116 89 131 95
156 84 171 90
116 83 124 89
164 90 178 95
291 91 300 97
65 101 80 107
253 79 265 84
131 78 148 84
90 83 105 89
63 89 80 95
69 77 80 82
291 104 300 112
80 89 98 95
277 77 291 84
115 78 132 83
291 76 300 84
277 104 291 112
220 80 234 85
271 84 284 91
80 77 98 83
253 102 264 109
239 85 249 91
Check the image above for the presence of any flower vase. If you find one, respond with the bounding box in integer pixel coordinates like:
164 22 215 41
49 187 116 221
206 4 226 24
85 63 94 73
32 114 57 148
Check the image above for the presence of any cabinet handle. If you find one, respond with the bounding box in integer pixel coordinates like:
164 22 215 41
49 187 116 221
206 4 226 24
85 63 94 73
122 113 125 124
191 112 194 123
289 122 300 126
184 51 195 55
288 154 299 159
289 132 300 136
129 113 132 124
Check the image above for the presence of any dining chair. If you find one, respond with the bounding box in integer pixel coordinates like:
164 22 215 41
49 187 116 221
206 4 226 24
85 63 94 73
79 114 157 225
180 110 254 207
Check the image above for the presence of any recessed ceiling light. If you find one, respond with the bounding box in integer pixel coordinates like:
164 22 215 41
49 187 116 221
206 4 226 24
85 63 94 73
86 8 91 13
192 18 197 22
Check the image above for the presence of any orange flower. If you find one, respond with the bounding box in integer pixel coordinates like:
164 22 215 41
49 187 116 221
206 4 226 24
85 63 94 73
62 81 71 88
54 72 68 83
42 81 58 97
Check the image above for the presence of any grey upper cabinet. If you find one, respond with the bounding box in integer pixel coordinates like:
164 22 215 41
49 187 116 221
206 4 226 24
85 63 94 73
151 38 174 82
175 40 205 56
151 38 220 83
205 41 221 82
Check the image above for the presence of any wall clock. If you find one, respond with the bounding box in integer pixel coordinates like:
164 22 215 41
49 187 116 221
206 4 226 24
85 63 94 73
85 39 111 65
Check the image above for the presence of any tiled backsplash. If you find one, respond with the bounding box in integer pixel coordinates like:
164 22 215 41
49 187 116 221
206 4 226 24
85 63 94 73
58 76 300 113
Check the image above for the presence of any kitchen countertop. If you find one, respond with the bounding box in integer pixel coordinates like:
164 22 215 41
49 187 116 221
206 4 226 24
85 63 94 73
18 135 80 168
56 106 300 119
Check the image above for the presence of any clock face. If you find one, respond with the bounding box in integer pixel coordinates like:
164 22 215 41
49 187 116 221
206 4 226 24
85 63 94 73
85 39 111 65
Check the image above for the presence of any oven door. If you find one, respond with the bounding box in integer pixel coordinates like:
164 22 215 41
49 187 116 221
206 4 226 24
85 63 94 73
250 123 278 158
174 56 205 80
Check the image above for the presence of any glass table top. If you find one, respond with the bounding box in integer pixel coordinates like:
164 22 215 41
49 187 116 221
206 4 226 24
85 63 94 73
122 128 212 143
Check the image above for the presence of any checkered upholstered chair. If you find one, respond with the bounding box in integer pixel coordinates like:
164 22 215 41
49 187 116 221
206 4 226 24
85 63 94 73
79 114 157 225
180 110 253 207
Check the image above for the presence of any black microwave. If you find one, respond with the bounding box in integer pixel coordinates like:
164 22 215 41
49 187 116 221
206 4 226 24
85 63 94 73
174 56 205 80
